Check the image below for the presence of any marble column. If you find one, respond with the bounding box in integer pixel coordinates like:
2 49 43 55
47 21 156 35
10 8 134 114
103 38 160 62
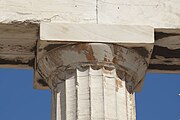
36 43 149 120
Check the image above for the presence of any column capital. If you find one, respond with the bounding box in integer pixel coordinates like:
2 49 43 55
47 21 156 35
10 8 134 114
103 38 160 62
37 43 150 93
34 23 154 92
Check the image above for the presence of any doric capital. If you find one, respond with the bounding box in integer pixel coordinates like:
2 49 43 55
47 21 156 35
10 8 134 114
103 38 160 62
36 42 151 92
35 23 154 92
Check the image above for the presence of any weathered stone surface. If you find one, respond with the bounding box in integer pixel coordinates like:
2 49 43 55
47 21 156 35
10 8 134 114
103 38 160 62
149 29 180 73
0 0 96 24
0 0 179 28
0 22 179 89
0 0 179 71
50 67 136 120
0 22 38 68
98 0 180 28
35 23 154 91
40 22 154 44
36 43 152 92
0 1 179 120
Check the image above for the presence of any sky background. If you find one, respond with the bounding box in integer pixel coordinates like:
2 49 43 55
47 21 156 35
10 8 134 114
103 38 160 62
0 68 179 120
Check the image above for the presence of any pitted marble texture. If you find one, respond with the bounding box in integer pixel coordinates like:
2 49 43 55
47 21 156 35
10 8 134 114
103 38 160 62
50 67 136 120
36 43 150 92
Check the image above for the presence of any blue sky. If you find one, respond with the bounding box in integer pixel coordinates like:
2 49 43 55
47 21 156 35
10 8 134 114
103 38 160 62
0 68 179 120
136 73 180 120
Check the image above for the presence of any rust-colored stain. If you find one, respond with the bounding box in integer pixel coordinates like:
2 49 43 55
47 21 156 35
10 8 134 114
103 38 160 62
116 76 123 92
112 57 118 64
76 43 96 61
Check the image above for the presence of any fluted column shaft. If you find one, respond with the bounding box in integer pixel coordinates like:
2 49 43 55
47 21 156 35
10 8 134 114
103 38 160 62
51 67 136 120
